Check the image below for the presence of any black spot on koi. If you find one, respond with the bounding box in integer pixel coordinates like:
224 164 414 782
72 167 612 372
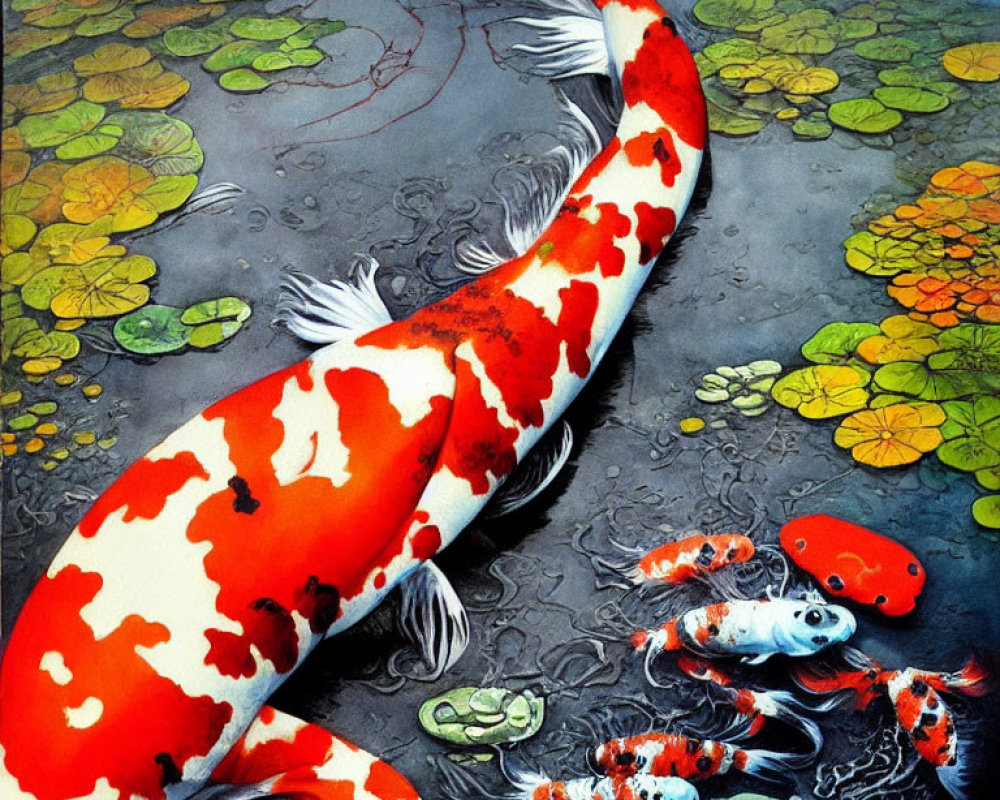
154 753 182 787
228 476 260 514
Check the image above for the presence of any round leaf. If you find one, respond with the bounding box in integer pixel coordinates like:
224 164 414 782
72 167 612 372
854 37 922 62
180 296 251 325
18 100 106 149
230 17 303 41
942 42 1000 82
188 320 243 348
113 304 191 354
872 86 949 113
219 69 271 93
801 322 881 364
203 41 274 72
105 112 203 176
973 495 1000 529
163 25 234 57
828 98 903 133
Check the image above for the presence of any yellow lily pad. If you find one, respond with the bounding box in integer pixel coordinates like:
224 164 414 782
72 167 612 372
0 215 37 256
73 43 153 76
772 365 871 419
22 254 157 318
942 42 1000 82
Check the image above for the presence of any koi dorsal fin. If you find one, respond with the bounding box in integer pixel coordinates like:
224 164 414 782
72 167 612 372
455 93 602 275
485 420 573 518
275 255 392 344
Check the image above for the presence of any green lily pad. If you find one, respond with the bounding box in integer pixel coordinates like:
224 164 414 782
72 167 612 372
693 0 776 28
802 322 881 364
105 112 203 176
843 231 921 275
418 687 544 746
75 6 135 38
7 413 39 431
181 296 251 325
854 36 921 62
703 38 766 67
163 24 234 57
289 49 324 68
283 19 346 49
828 98 903 133
792 117 833 139
976 467 1000 491
218 69 272 93
113 304 191 354
973 495 1000 529
28 402 57 415
203 41 274 72
872 86 949 113
928 326 1000 373
188 320 243 348
835 18 879 39
1 215 37 255
873 362 1000 402
5 26 73 62
759 10 837 55
230 17 303 41
54 124 124 160
17 100 106 149
251 52 296 72
705 87 768 136
936 396 1000 472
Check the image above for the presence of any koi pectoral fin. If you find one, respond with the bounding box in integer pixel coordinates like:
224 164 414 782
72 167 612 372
484 421 573 518
399 561 470 681
209 706 421 800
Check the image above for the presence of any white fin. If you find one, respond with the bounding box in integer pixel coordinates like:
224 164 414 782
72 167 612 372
399 561 470 681
488 1 610 80
456 93 601 274
741 653 773 667
485 421 573 518
937 736 972 800
274 255 392 344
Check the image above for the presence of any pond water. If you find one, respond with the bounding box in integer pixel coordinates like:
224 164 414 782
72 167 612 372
3 1 999 799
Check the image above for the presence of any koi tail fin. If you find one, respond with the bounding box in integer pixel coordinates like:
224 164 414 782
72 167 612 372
791 648 883 710
737 746 815 782
741 690 833 757
484 0 610 81
934 657 991 697
274 255 392 344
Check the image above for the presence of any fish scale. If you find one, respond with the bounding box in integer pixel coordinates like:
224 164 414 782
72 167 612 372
0 2 706 799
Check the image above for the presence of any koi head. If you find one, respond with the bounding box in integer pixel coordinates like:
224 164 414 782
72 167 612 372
772 598 857 656
618 774 698 800
718 534 755 566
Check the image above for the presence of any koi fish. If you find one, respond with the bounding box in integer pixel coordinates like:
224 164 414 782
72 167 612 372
634 533 754 585
792 647 989 799
591 731 810 784
525 774 697 800
676 654 834 750
0 2 707 799
780 514 926 616
631 591 857 667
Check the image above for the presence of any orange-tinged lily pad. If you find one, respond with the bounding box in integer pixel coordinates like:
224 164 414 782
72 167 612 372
930 161 1000 199
73 43 153 76
856 315 942 364
1 151 31 190
60 156 197 232
942 42 1000 82
3 162 70 225
834 402 946 467
21 254 157 317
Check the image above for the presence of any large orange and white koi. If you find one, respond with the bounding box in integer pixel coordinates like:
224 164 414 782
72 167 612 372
0 2 706 799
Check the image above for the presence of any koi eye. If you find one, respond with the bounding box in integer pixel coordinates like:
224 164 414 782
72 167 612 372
653 794 663 800
616 752 636 766
804 608 824 626
726 548 739 561
696 755 713 772
639 792 648 800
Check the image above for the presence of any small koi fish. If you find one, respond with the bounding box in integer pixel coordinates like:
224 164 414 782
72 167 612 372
591 731 811 784
632 591 857 667
634 534 754 585
677 654 834 750
528 774 697 800
792 647 988 799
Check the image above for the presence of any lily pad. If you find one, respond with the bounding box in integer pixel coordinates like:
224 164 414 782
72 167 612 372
22 254 157 318
854 37 921 62
230 17 303 42
936 396 1000 472
802 322 881 364
75 6 136 38
105 112 203 176
828 98 902 134
17 100 106 149
251 52 297 72
693 0 777 29
163 24 234 57
843 231 921 275
772 66 839 95
283 20 346 49
181 296 251 325
772 365 871 419
113 304 191 354
973 495 1000 529
188 320 244 348
218 69 272 93
792 117 833 139
54 124 124 160
123 4 224 39
703 38 767 67
942 42 1000 82
856 315 942 364
759 10 837 55
0 215 37 256
5 26 73 62
203 41 274 72
872 86 949 113
873 361 1000 402
73 43 152 77
418 687 544 746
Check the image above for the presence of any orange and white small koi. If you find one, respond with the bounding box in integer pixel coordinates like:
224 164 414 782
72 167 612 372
677 654 834 751
591 731 811 784
632 592 857 668
633 534 754 585
793 647 989 800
